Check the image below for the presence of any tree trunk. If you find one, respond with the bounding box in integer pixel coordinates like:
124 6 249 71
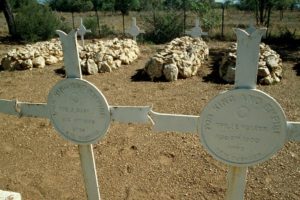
254 0 259 25
266 6 272 38
259 0 265 25
221 4 225 38
122 13 125 35
94 9 101 37
0 0 17 38
280 9 283 21
183 0 186 35
72 12 75 29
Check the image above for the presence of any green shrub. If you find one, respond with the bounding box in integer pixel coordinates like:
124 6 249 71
143 11 184 44
83 17 116 38
83 17 99 38
14 3 62 42
100 24 116 37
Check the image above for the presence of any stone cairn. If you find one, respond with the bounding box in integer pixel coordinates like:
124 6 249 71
144 36 209 81
79 38 139 75
0 38 140 75
219 43 283 85
1 39 63 70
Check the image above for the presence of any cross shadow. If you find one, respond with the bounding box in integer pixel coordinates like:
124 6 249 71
54 67 66 78
293 63 300 76
202 47 230 84
131 68 151 82
131 68 168 82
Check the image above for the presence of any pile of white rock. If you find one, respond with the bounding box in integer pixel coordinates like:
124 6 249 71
0 38 140 75
144 36 209 81
79 38 140 75
1 39 63 70
219 43 283 85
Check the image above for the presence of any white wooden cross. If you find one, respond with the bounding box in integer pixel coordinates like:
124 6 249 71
126 17 145 41
149 27 300 199
185 18 208 38
0 30 150 200
78 18 91 47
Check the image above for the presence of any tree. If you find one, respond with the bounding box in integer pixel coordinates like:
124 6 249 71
274 0 294 20
48 0 93 29
114 0 131 35
8 0 36 9
14 3 62 42
92 0 102 36
0 0 17 38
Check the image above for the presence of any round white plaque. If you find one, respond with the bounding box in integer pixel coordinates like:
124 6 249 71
199 89 287 167
48 79 110 144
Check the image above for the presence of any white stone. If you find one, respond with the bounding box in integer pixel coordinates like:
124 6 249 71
46 55 59 65
86 59 98 75
33 56 46 68
99 62 112 73
145 57 164 80
21 59 33 70
266 55 279 68
260 75 274 85
163 63 178 81
115 60 122 68
258 67 270 77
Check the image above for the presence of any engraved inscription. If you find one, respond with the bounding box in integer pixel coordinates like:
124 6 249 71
48 79 110 144
199 89 287 166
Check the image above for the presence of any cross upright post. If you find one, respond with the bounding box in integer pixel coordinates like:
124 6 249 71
0 30 151 200
149 27 300 199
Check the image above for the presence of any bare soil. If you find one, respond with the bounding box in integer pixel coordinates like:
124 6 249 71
0 40 299 200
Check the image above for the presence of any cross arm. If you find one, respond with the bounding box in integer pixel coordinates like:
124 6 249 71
0 99 49 118
149 110 199 133
110 106 151 123
287 121 300 141
0 99 19 115
17 102 49 118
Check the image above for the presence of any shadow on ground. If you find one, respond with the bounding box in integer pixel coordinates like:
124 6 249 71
293 63 300 76
131 69 169 82
201 47 230 84
54 68 66 77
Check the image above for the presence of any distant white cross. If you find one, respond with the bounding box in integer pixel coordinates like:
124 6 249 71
78 18 91 47
126 17 145 41
0 30 150 200
149 27 300 200
185 18 208 38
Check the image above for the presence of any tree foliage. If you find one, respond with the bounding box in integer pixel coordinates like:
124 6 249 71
0 0 17 37
14 2 62 42
8 0 37 9
48 0 93 12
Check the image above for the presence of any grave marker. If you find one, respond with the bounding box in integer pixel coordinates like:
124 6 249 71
126 17 145 41
149 27 300 199
0 30 150 200
185 18 208 38
78 18 91 47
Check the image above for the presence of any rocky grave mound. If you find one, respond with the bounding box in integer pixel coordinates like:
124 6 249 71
219 43 283 85
79 38 139 75
143 36 209 81
1 39 62 70
0 38 139 75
